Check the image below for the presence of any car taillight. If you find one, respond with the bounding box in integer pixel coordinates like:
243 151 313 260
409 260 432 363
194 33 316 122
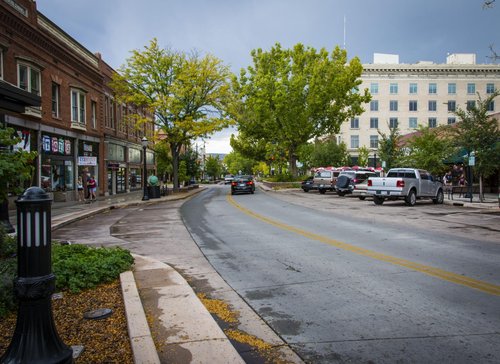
397 180 405 188
231 182 237 186
352 178 358 184
247 181 253 185
367 179 372 186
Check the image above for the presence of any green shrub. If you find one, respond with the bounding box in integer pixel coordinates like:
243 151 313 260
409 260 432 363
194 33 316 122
0 239 134 318
52 243 134 293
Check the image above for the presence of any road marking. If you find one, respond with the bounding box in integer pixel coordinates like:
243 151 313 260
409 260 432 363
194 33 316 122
227 195 500 296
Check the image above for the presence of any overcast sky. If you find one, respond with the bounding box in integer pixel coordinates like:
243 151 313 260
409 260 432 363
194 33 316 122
36 0 500 154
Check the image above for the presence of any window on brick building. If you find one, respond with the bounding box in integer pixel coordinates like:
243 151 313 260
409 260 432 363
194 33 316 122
18 63 41 96
409 83 417 94
448 83 456 94
409 100 418 111
71 89 86 124
447 100 456 112
447 117 456 125
91 101 97 129
487 101 495 112
428 100 437 112
370 83 378 94
0 50 3 80
105 96 115 129
467 83 475 94
351 135 359 149
409 117 418 128
428 83 437 94
389 117 398 129
486 83 495 94
71 90 85 124
390 83 398 94
389 100 398 111
51 82 60 118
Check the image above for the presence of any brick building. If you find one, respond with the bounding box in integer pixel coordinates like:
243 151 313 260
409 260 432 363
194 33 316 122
0 0 155 201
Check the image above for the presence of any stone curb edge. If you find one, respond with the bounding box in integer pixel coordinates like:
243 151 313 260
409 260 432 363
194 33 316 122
120 270 160 364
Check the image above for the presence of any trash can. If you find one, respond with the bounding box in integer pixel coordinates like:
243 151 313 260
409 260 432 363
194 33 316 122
148 185 161 199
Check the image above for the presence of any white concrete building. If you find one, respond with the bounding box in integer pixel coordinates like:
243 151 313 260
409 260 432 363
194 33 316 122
336 53 500 165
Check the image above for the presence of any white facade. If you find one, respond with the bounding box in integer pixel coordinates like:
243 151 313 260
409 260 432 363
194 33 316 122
336 54 500 162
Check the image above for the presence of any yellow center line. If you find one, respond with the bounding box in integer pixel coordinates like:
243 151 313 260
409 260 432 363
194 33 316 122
227 194 500 296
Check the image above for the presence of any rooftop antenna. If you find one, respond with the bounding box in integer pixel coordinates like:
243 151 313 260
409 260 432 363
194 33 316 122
343 15 346 49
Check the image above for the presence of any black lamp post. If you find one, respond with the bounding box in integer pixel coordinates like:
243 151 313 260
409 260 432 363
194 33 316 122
373 152 377 168
1 187 73 363
142 136 149 201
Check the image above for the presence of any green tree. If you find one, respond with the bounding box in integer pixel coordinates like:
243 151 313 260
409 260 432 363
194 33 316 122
452 90 500 201
0 125 37 232
154 140 172 182
378 125 404 171
180 148 200 181
205 155 221 181
178 160 188 186
402 126 454 176
223 152 255 175
307 139 350 168
235 43 370 177
111 39 235 190
356 146 370 167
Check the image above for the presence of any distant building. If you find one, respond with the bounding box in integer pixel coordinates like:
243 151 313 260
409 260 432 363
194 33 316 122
0 0 155 200
336 53 500 165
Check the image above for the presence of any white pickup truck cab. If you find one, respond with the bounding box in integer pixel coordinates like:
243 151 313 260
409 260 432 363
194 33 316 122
367 168 444 206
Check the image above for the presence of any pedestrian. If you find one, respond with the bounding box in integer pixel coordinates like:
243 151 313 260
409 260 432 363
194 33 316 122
443 171 453 198
88 175 97 202
77 177 85 202
459 174 466 187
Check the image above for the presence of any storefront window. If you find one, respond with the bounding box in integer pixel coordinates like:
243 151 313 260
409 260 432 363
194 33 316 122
41 133 74 192
129 168 140 190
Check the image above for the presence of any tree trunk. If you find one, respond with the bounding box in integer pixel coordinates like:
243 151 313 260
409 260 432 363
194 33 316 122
288 147 298 178
479 174 484 203
170 144 180 192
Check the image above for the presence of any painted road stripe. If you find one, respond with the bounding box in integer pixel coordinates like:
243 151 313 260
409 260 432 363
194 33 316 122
227 195 500 296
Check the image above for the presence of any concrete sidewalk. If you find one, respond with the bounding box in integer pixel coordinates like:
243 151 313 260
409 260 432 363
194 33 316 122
8 186 246 364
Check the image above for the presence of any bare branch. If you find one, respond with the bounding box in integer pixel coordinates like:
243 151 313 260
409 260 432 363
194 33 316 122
483 0 496 9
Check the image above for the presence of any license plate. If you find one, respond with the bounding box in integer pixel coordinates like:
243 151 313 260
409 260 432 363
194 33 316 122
239 184 245 187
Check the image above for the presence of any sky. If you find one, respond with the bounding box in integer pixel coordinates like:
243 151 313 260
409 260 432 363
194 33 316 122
36 0 500 154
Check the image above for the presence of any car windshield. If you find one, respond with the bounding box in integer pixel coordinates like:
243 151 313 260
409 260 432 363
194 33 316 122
315 171 331 178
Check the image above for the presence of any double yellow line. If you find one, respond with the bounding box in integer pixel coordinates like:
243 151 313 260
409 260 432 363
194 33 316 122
227 195 500 296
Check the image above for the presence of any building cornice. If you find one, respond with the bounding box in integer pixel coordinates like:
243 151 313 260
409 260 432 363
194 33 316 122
363 63 500 76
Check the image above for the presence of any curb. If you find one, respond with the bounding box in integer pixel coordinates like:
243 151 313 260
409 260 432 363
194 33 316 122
120 270 161 364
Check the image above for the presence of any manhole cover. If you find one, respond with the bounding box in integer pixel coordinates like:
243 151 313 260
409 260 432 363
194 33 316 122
83 308 113 320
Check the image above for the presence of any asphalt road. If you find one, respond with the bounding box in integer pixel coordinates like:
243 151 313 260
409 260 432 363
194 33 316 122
180 185 500 363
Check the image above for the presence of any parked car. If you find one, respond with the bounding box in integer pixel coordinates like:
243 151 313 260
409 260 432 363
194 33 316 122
231 175 255 195
367 168 444 206
313 169 340 194
224 174 234 184
301 176 316 192
336 170 378 199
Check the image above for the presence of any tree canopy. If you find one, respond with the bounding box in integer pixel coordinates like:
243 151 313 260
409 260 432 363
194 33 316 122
111 39 235 189
233 43 370 176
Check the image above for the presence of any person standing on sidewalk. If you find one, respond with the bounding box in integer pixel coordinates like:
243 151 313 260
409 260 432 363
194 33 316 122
88 175 97 202
77 177 85 202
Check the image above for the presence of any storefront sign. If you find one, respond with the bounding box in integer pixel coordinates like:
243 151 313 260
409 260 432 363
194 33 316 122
108 163 119 170
83 143 93 153
78 156 97 166
43 135 72 155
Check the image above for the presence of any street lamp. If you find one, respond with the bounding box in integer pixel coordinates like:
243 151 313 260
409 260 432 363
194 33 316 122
141 137 149 201
373 152 377 169
1 187 73 363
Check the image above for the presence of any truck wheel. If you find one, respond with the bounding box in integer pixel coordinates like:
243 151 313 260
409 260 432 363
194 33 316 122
303 188 309 192
319 189 326 194
337 191 346 197
405 189 417 206
359 196 366 200
433 189 444 204
373 196 384 205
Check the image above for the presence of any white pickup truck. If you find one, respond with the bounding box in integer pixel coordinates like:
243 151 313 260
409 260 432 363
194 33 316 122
367 168 444 206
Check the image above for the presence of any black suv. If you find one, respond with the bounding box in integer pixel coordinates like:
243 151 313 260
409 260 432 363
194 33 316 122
231 175 255 195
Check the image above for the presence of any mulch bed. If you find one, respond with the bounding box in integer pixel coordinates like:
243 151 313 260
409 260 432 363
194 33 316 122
0 280 133 363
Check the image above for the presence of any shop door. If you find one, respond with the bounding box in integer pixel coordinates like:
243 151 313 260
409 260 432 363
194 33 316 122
117 168 126 193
